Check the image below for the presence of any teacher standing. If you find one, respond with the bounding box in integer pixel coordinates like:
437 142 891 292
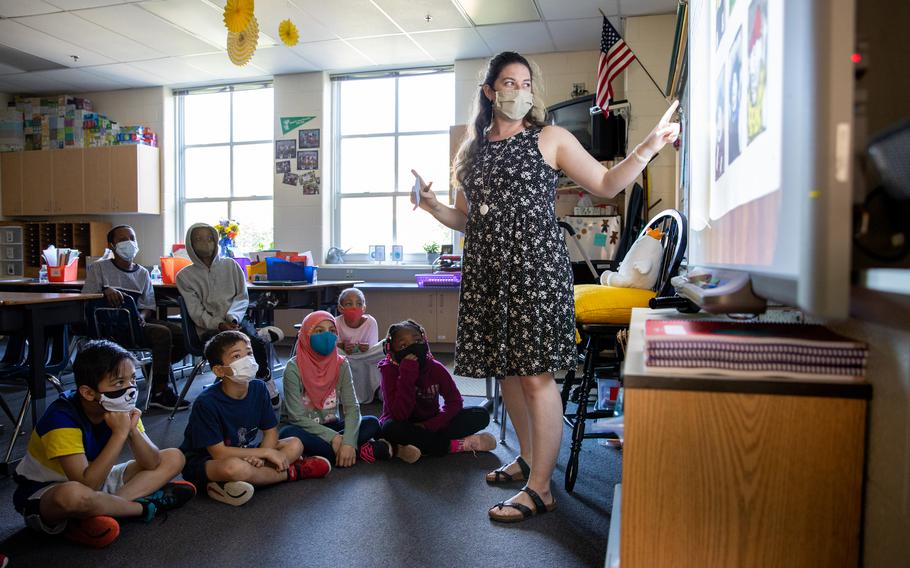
412 51 679 522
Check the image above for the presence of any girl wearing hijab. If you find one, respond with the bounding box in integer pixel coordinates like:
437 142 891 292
279 311 391 466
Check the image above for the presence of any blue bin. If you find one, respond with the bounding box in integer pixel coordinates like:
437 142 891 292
265 257 316 282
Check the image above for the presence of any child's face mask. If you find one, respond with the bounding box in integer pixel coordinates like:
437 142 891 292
227 356 259 384
114 240 139 262
310 331 338 356
98 385 138 412
393 341 428 364
340 307 364 324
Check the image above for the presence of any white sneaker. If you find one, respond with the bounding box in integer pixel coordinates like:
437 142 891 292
257 325 284 343
206 481 254 506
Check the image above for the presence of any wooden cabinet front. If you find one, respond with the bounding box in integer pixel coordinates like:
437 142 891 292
52 149 84 213
21 151 53 215
83 147 112 213
1 152 23 216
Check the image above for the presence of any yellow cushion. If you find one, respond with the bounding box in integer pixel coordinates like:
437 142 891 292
574 284 657 325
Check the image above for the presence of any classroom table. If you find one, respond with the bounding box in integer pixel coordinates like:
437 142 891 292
0 291 103 473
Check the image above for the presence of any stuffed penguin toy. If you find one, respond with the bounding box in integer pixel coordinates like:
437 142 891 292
599 228 663 289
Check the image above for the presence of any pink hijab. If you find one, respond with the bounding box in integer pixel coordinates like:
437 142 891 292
295 310 345 409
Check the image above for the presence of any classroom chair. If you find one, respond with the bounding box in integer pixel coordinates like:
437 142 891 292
170 295 209 420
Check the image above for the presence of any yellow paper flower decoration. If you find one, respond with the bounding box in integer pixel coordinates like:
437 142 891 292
278 19 299 47
223 0 254 33
227 15 259 67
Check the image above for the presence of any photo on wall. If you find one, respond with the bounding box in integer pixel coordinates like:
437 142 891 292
727 26 743 165
714 64 726 181
275 139 296 159
747 0 768 144
300 171 320 195
298 128 320 149
282 172 299 186
297 150 318 171
276 160 291 174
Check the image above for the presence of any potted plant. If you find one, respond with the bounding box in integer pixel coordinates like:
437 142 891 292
423 242 440 265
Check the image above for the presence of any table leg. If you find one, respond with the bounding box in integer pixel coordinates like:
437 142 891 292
27 308 48 430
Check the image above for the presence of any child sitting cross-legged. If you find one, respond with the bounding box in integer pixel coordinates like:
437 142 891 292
379 320 496 463
12 340 195 549
180 330 330 506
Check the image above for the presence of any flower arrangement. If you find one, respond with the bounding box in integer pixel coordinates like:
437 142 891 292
214 219 240 240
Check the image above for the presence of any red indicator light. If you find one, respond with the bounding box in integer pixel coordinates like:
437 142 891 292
851 53 862 63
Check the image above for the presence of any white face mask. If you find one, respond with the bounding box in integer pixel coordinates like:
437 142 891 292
114 240 139 262
227 356 259 384
494 89 534 121
99 386 138 412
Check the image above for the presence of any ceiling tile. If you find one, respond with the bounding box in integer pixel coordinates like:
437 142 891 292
37 68 132 91
0 62 25 75
475 22 555 55
138 0 235 50
346 34 432 66
410 28 491 62
0 0 60 18
456 0 540 25
546 18 603 52
372 0 471 33
291 39 372 71
83 62 170 87
44 0 133 8
17 12 167 63
292 0 399 39
182 52 271 80
618 0 677 17
78 4 220 57
0 71 77 94
0 19 115 67
536 0 602 21
130 56 221 84
251 46 319 75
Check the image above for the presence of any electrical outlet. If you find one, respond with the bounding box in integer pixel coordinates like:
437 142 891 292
345 269 355 279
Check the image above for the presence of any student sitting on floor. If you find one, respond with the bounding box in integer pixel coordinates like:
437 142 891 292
12 340 196 549
83 224 189 411
334 288 385 404
176 223 280 407
180 330 330 507
280 311 391 467
379 320 496 463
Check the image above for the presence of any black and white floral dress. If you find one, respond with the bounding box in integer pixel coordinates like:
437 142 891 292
455 127 576 378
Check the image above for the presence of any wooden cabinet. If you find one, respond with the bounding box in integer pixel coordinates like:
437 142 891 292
361 287 460 349
0 146 159 216
1 152 23 216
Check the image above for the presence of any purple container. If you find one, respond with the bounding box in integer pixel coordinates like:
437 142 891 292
415 272 462 287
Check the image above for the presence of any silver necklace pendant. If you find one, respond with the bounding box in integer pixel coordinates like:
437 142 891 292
479 203 490 216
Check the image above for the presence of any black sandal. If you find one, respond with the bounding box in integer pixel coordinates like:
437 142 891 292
485 455 531 484
488 486 557 523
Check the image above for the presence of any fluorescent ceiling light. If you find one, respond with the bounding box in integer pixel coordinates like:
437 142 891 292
454 0 541 26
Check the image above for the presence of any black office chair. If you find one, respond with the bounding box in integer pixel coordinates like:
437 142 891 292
561 209 688 491
84 294 160 410
170 295 209 420
0 326 69 463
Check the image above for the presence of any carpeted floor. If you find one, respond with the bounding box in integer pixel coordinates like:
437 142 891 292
0 348 621 567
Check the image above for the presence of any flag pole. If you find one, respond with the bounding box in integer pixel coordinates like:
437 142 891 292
599 9 667 98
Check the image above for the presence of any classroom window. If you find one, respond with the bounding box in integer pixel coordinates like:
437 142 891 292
332 69 454 260
177 84 274 252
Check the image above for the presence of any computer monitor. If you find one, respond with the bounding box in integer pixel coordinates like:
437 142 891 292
547 95 625 161
684 0 855 318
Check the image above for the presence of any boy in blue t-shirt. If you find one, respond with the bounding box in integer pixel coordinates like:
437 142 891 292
180 330 331 506
12 340 196 549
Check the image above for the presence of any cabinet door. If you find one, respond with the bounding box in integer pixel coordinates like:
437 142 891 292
1 152 23 216
363 290 395 343
413 293 438 343
435 291 459 343
21 151 53 215
52 149 84 214
110 145 138 212
135 144 160 213
83 147 112 213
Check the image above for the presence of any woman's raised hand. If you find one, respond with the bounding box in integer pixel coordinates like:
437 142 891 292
640 100 681 156
410 169 439 212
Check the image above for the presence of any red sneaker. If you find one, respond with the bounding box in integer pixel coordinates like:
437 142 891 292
64 516 120 549
287 456 331 481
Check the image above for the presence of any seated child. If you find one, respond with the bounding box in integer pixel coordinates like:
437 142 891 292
379 320 496 463
180 331 330 506
334 288 384 403
280 311 391 466
176 223 279 407
12 340 195 549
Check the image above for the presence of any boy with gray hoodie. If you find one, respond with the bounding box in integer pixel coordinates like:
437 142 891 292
176 223 279 406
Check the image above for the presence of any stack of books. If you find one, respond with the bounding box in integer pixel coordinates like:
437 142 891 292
644 320 868 381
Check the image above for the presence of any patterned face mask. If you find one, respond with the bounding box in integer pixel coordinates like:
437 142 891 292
98 386 138 412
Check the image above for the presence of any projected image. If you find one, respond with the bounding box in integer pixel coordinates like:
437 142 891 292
747 0 768 143
714 65 726 181
727 27 743 165
715 0 726 47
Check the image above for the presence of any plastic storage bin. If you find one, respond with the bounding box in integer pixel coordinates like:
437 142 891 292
160 257 192 285
415 272 462 287
265 257 316 283
47 258 79 282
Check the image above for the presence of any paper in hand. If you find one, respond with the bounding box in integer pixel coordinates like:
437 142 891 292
412 177 421 210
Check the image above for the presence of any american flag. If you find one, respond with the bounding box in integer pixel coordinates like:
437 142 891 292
596 17 635 112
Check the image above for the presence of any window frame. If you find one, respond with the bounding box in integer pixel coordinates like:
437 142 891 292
176 82 274 249
331 67 454 264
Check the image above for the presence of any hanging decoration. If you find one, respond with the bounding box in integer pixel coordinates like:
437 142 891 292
227 15 259 66
279 19 299 46
223 0 254 33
